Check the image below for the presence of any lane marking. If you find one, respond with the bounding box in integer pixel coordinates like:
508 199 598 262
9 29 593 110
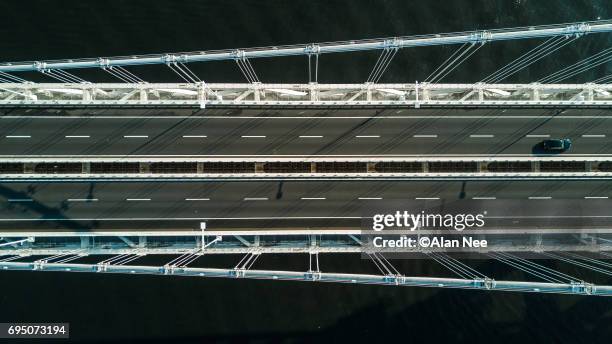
525 134 550 138
528 196 552 200
415 197 440 200
5 135 31 138
582 134 606 138
241 135 266 138
584 196 608 199
126 198 151 201
472 197 497 200
358 197 383 200
355 135 380 138
65 135 90 138
9 153 612 158
182 135 208 138
299 135 323 138
470 134 495 138
67 198 98 202
123 135 149 138
243 197 268 201
413 135 437 138
301 197 326 200
6 199 33 202
185 198 210 201
7 115 612 120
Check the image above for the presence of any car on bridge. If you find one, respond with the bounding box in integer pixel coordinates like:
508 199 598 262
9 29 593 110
541 138 572 152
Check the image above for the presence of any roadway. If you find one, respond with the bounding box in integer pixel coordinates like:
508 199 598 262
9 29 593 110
1 109 612 156
1 180 612 231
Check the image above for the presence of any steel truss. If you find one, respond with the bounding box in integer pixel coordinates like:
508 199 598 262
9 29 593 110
2 231 612 296
1 83 612 107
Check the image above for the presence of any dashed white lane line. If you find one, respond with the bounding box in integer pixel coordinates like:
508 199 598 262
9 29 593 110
241 135 266 138
185 198 210 201
301 197 326 200
123 135 149 138
415 197 440 200
7 199 33 202
65 135 90 138
67 198 98 202
413 134 437 138
182 135 208 138
582 134 606 138
470 134 495 138
584 196 608 199
126 198 151 201
358 197 383 200
525 134 550 138
243 197 268 201
472 197 497 200
355 135 381 138
299 135 323 138
528 196 552 200
5 135 31 138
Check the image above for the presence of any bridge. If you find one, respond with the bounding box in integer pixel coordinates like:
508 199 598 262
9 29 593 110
2 20 612 296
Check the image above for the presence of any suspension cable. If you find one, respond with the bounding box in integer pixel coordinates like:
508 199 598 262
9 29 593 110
483 35 578 83
427 42 484 83
592 74 612 83
367 47 398 83
0 71 27 83
541 252 612 276
539 46 612 83
482 36 562 83
238 58 260 83
102 66 144 83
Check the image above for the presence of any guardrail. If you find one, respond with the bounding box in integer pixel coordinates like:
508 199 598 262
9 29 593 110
0 158 611 180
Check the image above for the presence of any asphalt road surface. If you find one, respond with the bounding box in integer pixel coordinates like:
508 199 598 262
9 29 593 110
1 108 612 156
1 180 612 231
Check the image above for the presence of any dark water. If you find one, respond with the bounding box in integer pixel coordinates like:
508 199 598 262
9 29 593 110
1 0 612 342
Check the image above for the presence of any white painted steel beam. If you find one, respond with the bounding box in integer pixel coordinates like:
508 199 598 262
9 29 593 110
1 20 611 72
1 83 611 107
